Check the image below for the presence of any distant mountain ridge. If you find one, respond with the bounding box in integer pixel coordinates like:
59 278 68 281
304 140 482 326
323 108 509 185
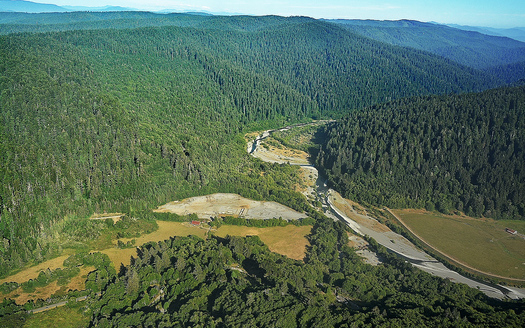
447 23 525 43
0 0 142 13
329 19 525 70
62 5 137 12
0 0 69 13
0 0 226 15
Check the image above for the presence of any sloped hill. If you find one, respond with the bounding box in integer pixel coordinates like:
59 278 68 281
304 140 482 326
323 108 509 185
449 24 525 43
330 19 525 71
0 12 311 34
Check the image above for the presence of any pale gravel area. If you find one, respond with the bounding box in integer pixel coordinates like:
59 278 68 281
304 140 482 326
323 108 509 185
349 235 382 266
251 141 310 165
155 193 306 221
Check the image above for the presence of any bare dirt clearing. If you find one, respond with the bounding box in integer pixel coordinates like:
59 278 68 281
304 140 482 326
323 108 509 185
155 193 306 221
89 212 124 224
330 193 390 233
348 234 382 266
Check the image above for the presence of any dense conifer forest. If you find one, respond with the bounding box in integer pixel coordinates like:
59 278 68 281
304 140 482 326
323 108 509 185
1 12 524 327
3 217 524 327
317 86 525 219
0 14 503 275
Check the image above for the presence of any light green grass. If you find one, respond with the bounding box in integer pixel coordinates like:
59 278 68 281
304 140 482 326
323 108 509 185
395 210 525 279
24 306 89 328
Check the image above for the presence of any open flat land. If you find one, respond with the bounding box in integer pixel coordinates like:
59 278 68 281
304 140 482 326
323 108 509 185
392 209 525 280
214 225 311 261
155 193 306 221
22 305 89 328
1 218 309 304
0 265 95 305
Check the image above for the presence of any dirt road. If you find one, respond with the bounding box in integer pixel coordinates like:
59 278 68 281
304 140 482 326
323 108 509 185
27 295 89 314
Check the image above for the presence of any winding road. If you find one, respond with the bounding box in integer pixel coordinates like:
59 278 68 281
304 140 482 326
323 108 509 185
248 124 525 300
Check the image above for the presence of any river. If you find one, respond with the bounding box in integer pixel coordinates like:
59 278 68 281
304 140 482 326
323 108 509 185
248 124 525 300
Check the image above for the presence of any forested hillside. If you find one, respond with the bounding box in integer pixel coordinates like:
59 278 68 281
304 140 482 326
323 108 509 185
331 19 525 74
4 217 523 327
317 86 525 219
485 61 525 85
0 15 502 275
84 218 525 326
1 12 524 327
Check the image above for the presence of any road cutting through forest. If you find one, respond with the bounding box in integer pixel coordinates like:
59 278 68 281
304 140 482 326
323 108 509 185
247 123 525 300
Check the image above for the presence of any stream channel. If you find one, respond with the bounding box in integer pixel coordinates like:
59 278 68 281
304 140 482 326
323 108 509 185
247 123 525 300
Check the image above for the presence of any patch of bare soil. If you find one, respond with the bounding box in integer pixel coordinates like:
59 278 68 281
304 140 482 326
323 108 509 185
299 167 317 190
244 131 262 143
347 234 368 249
155 193 306 221
348 233 382 266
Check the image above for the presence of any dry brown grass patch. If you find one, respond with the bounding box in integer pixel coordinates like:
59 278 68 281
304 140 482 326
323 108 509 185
102 221 208 268
330 193 390 233
214 225 311 261
393 209 525 280
262 138 310 161
10 281 61 305
67 266 94 292
89 213 124 223
244 131 262 142
0 255 70 284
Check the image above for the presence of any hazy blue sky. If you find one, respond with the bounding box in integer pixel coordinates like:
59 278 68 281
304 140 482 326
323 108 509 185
32 0 524 28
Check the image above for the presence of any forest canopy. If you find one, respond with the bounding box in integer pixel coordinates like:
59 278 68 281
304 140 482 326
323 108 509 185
0 15 506 274
0 13 524 327
317 86 525 219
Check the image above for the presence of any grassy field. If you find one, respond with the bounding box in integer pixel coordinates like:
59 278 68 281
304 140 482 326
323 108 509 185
393 209 525 280
0 265 95 305
0 221 206 303
1 220 310 307
214 225 312 261
0 255 71 285
23 306 89 328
